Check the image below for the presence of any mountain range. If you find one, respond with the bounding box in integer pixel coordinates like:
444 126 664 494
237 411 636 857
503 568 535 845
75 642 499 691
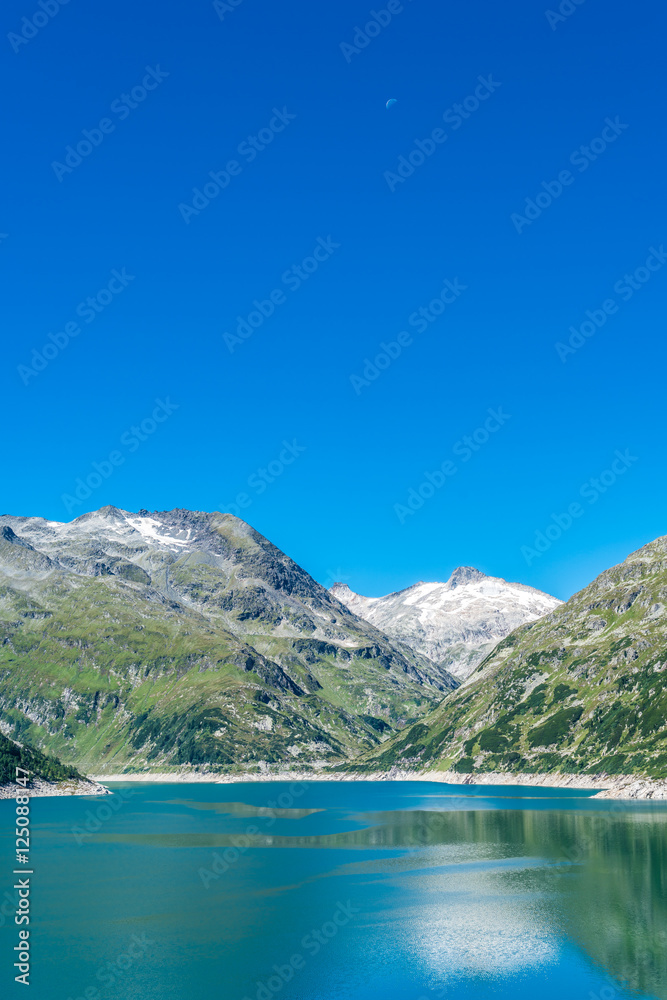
0 507 456 773
356 535 667 781
1 506 664 786
330 570 561 679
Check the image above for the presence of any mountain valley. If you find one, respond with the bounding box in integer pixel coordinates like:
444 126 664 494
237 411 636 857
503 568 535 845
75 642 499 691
1 507 664 788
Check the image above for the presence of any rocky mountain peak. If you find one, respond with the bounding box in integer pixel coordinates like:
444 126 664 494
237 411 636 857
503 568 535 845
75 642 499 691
359 532 667 784
0 505 460 773
446 566 488 589
1 525 28 547
330 571 561 679
73 505 128 523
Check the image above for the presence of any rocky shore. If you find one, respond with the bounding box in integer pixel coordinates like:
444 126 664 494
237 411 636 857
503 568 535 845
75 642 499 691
0 777 110 799
85 768 667 800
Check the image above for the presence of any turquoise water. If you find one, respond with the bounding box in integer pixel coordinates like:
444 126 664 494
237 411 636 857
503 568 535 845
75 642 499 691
2 781 667 1000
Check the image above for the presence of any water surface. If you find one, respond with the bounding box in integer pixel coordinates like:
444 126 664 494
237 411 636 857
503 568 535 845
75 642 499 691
2 781 666 1000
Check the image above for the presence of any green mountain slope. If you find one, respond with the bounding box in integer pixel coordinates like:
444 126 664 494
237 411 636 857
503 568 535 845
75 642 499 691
353 536 667 779
0 731 84 786
0 508 457 772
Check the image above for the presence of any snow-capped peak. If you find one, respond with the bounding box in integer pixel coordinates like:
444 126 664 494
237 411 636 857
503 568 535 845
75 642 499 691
330 570 562 679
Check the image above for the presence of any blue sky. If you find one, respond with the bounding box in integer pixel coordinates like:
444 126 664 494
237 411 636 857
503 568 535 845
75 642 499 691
2 0 665 601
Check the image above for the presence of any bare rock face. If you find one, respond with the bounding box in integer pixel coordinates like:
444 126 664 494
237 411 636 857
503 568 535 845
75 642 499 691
331 569 561 680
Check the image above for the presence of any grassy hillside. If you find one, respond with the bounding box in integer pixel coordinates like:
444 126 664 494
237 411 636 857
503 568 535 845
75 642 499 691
351 536 667 779
0 508 456 773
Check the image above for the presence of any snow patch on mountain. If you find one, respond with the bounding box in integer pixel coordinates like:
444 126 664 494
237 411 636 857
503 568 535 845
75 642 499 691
123 515 193 549
330 569 561 679
3 507 197 556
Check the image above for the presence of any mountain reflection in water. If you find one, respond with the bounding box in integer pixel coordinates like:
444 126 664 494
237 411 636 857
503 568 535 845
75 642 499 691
15 781 667 1000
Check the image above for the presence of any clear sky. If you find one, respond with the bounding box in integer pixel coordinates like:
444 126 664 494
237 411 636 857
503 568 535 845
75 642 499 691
2 0 665 601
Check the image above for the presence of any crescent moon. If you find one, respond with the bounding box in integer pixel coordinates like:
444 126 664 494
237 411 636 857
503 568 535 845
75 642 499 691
386 99 397 109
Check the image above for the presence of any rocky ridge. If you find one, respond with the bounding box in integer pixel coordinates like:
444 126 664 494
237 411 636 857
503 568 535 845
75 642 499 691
351 536 667 781
0 507 457 772
331 568 561 679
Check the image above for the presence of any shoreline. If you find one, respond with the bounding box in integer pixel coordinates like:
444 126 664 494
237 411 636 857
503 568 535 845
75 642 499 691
0 777 110 800
85 769 667 800
2 769 664 800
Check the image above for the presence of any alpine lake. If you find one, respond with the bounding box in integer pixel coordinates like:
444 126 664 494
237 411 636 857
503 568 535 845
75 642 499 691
2 780 666 1000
